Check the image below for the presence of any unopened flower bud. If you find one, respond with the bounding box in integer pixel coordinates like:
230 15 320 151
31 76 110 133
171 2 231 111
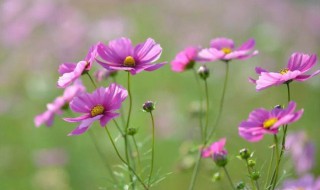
239 148 251 160
248 159 256 167
127 128 137 136
250 171 260 181
197 65 209 80
142 101 155 112
213 152 228 167
236 181 246 190
212 172 221 182
274 105 283 109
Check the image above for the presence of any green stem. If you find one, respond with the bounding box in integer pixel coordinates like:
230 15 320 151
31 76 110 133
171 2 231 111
112 76 126 127
192 68 204 140
86 72 97 89
223 166 236 190
125 72 134 189
104 127 148 190
188 77 210 190
286 83 291 102
132 136 141 170
269 135 280 190
264 145 275 189
245 160 256 190
113 119 124 136
148 112 156 187
88 131 117 184
207 61 229 141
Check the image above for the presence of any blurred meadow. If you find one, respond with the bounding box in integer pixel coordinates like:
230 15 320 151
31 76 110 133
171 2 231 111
1 0 320 189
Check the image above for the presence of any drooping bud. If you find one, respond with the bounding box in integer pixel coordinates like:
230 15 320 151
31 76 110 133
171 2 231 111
127 128 137 136
239 148 251 160
197 65 209 80
142 101 155 112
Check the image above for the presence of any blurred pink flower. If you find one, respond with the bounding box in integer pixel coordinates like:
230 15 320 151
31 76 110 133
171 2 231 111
286 131 315 176
197 37 258 62
202 138 227 158
94 69 117 82
35 80 86 127
282 174 320 190
250 52 320 91
170 46 198 72
57 44 98 88
33 148 68 167
239 102 303 142
64 83 127 136
97 37 166 75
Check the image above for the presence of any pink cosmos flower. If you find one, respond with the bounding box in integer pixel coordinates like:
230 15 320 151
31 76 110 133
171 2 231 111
250 52 320 91
197 37 258 62
57 44 98 88
202 138 227 159
170 46 198 72
97 37 166 75
239 102 304 142
286 132 315 176
282 175 320 190
63 83 127 136
34 80 86 127
94 69 117 82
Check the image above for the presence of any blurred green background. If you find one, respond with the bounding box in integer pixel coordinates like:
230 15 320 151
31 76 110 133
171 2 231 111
1 0 320 189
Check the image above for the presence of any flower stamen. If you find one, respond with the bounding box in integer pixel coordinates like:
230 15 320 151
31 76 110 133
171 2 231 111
91 105 105 117
263 118 278 129
221 48 232 54
280 68 289 75
123 56 136 67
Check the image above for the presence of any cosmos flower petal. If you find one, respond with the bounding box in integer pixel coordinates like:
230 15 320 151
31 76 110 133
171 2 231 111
67 115 102 136
134 38 162 64
100 112 120 126
210 38 234 50
237 38 255 51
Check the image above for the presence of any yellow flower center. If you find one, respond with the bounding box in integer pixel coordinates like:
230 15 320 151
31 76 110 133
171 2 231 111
280 68 289 75
90 105 105 117
123 56 135 67
263 118 278 129
221 48 232 54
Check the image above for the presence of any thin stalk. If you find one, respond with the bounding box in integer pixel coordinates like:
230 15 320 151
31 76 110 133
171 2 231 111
104 127 148 190
113 119 124 136
223 166 236 190
269 135 280 190
188 77 210 190
125 72 134 188
256 180 261 190
264 145 275 189
192 68 204 140
132 136 141 170
245 160 256 190
207 61 230 141
88 131 117 183
148 112 156 187
86 72 97 88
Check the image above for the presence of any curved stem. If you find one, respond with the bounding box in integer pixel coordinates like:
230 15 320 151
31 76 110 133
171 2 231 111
104 127 148 190
264 145 275 189
86 72 97 89
207 62 229 141
223 166 236 190
188 150 202 190
148 112 156 187
125 72 134 188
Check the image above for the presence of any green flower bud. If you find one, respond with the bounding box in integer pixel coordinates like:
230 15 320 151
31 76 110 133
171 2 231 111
248 159 256 167
236 181 246 190
212 172 221 182
250 171 260 181
142 101 155 112
127 128 137 136
197 65 209 80
239 148 251 160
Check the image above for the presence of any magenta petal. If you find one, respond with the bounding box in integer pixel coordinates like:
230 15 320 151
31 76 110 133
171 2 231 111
210 37 234 50
108 37 134 59
196 48 224 62
255 67 268 74
57 61 87 88
58 63 76 75
237 38 255 51
34 111 54 127
144 62 166 71
295 70 320 81
64 114 91 123
68 115 102 136
100 112 119 126
134 38 162 64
